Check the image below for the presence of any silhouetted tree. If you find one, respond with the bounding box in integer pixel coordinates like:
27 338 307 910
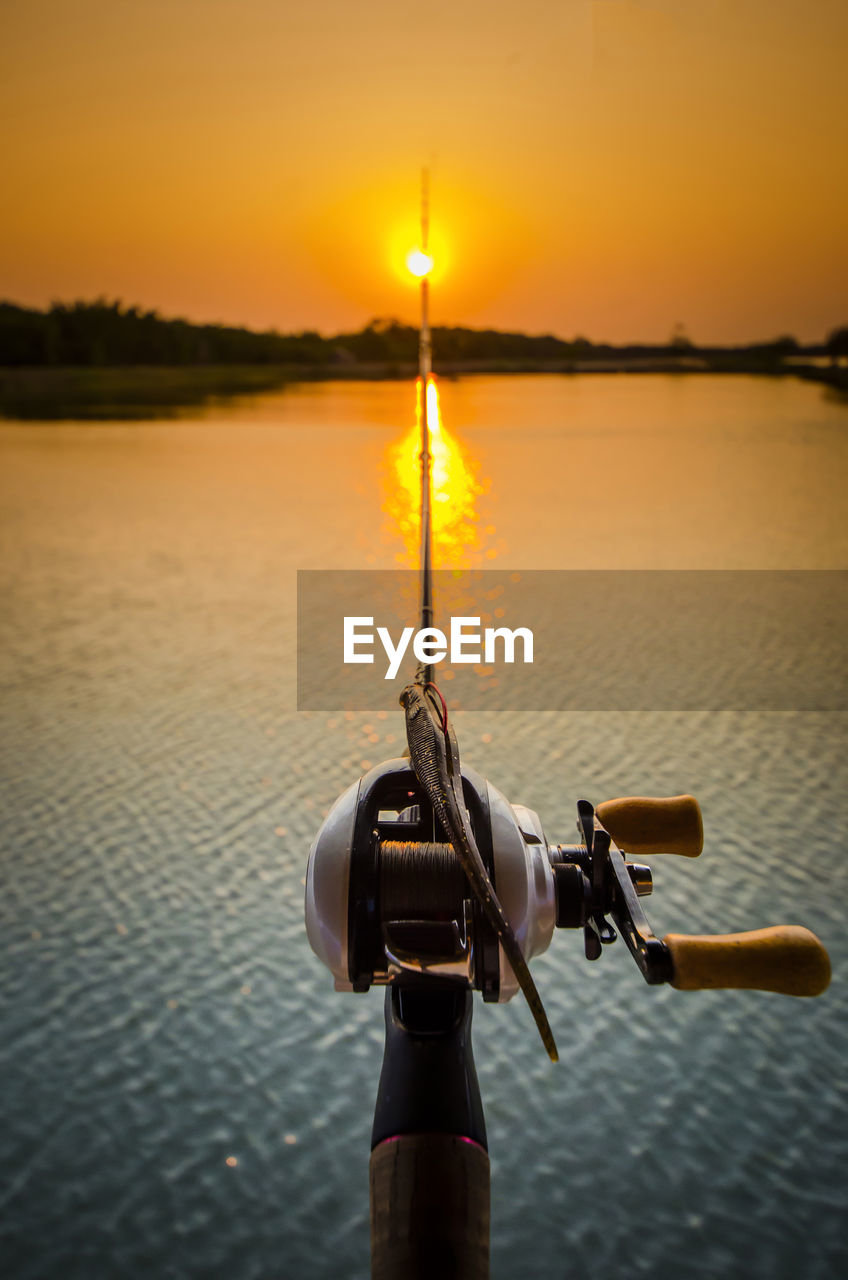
766 335 800 355
669 322 693 351
826 326 848 366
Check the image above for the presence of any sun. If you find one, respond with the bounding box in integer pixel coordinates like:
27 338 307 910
406 248 434 278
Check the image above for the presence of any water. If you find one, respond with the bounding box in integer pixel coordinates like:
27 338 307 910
1 375 847 1279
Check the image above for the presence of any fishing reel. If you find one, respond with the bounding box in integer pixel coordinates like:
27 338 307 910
305 756 555 1003
305 754 831 1019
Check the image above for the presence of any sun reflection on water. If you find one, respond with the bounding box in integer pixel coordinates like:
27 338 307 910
383 376 489 568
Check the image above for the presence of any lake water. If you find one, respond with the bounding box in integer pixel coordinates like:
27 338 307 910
1 374 847 1278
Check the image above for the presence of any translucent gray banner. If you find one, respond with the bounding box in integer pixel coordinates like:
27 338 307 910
297 570 848 711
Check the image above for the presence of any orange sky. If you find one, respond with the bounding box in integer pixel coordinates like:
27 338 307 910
1 0 846 344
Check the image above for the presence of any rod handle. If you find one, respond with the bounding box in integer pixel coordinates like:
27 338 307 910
664 926 831 996
370 1134 490 1280
596 794 703 857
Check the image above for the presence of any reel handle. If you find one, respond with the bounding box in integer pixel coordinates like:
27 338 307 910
664 926 831 996
596 794 703 858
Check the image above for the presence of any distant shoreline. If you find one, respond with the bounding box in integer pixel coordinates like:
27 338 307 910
2 299 846 417
0 359 846 420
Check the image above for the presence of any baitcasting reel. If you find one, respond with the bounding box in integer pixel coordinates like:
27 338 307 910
305 754 831 1020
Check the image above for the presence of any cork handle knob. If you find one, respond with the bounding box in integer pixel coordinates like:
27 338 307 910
664 926 831 996
596 795 703 858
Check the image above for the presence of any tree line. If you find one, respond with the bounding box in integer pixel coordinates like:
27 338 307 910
1 298 845 368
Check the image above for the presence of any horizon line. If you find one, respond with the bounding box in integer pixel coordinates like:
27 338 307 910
1 295 845 352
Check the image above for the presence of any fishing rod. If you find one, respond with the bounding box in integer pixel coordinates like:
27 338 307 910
417 166 434 660
304 175 831 1280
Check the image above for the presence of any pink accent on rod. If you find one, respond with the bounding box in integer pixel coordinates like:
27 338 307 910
376 1133 487 1153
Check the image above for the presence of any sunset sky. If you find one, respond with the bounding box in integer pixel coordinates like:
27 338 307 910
1 0 846 344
